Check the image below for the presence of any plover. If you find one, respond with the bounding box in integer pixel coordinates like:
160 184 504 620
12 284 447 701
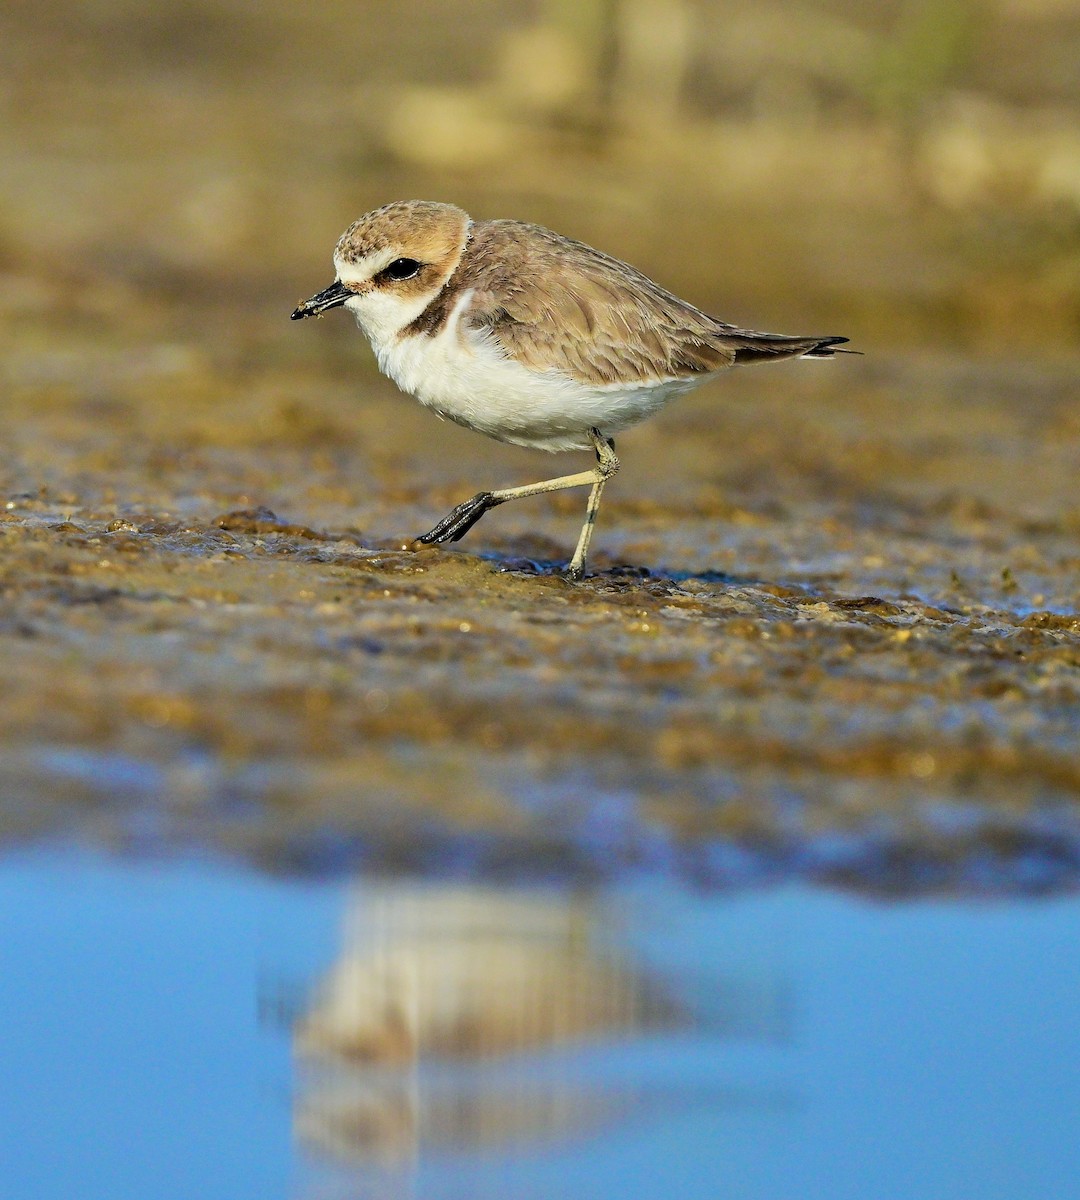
292 200 851 579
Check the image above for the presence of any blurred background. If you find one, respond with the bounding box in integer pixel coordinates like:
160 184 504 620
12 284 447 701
3 0 1080 352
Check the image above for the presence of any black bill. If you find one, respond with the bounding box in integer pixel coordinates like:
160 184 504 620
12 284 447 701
291 280 352 320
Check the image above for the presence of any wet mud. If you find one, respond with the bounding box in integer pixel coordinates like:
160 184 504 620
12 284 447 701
2 306 1078 896
3 1 1080 897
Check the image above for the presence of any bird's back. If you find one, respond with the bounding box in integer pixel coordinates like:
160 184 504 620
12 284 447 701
447 220 847 387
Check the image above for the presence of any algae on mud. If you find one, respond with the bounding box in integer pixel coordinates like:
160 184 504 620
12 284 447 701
2 1 1080 894
1 335 1078 893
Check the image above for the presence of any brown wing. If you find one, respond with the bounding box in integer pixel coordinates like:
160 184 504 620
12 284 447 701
456 221 849 386
458 221 739 387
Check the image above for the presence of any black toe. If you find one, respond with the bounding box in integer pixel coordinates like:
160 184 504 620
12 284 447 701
417 492 497 544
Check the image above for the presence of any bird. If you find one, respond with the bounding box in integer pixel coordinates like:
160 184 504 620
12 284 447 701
292 200 851 579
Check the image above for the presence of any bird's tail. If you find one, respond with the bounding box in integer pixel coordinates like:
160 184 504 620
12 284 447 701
720 331 853 364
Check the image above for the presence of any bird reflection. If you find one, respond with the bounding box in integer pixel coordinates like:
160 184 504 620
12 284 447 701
291 883 787 1170
295 885 684 1064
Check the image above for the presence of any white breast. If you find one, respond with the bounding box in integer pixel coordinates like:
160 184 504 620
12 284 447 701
353 289 705 453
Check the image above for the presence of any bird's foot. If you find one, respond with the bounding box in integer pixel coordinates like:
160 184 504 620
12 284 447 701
416 491 498 544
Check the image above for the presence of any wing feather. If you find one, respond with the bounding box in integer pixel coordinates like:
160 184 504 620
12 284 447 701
459 222 736 386
455 220 848 386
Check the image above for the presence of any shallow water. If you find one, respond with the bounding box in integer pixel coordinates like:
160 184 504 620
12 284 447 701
4 852 1079 1200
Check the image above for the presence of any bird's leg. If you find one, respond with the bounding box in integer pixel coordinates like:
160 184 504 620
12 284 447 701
566 433 616 580
417 428 619 578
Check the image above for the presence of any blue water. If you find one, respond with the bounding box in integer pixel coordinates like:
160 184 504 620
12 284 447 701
2 853 1078 1200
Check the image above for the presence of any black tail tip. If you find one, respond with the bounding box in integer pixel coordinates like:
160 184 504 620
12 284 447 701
806 336 859 358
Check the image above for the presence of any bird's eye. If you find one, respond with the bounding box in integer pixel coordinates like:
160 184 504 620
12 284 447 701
382 258 422 281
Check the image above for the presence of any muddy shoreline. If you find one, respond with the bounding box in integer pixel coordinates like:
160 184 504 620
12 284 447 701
2 344 1078 896
3 0 1080 895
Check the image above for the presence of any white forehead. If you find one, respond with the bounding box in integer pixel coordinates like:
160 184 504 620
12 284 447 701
334 246 400 285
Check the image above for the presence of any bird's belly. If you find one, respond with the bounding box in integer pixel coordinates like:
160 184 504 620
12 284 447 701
375 327 700 452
